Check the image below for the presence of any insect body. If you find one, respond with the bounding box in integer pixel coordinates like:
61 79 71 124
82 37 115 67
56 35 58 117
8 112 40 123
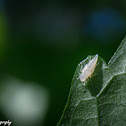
80 54 98 82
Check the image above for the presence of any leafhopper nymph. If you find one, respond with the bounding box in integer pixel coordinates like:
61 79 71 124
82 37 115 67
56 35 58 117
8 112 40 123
79 54 98 83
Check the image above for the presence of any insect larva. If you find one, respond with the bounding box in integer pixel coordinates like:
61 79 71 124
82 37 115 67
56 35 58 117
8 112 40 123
79 54 98 83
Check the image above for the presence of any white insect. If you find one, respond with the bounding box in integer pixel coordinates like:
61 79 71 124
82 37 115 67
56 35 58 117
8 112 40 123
79 54 98 83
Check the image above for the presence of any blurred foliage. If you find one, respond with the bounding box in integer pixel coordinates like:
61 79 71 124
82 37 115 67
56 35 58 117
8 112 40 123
0 12 6 59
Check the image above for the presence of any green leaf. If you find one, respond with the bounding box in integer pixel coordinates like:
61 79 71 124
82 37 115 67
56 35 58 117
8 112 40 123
57 36 126 126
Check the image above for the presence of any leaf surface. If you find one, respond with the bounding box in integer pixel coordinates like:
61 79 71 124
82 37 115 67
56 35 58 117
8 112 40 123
57 37 126 126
